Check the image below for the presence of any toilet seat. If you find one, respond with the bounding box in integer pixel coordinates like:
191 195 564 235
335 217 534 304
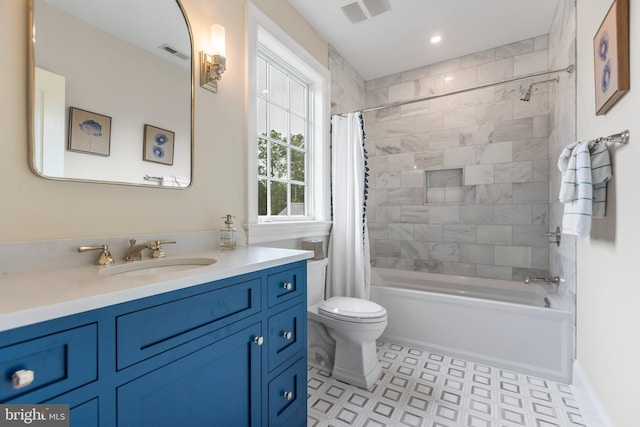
318 297 387 323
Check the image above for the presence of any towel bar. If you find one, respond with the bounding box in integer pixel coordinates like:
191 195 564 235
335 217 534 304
594 130 629 145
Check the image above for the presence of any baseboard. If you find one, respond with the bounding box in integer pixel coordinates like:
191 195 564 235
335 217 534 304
572 361 614 427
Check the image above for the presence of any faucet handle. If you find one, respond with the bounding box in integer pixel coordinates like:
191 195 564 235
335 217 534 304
524 276 560 286
150 240 176 258
78 244 115 266
539 226 562 247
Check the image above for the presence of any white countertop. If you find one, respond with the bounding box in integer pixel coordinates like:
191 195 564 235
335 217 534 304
0 246 313 333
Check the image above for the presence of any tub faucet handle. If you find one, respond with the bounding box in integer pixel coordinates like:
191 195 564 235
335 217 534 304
539 226 561 247
524 276 560 285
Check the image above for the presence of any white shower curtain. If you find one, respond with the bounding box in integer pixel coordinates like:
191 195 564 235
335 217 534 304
327 112 371 300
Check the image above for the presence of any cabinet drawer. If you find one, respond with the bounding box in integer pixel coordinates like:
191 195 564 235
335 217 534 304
268 358 306 427
267 265 305 307
117 278 261 370
0 324 97 403
268 303 306 372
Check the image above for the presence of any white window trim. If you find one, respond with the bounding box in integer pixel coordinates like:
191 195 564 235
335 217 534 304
246 221 333 245
246 3 331 244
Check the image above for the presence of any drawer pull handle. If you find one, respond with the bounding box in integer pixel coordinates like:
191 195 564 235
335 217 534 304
11 369 35 390
283 391 293 401
253 336 264 346
282 331 292 340
283 282 293 290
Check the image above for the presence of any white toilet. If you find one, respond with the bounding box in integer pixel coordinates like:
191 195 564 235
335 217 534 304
307 259 388 389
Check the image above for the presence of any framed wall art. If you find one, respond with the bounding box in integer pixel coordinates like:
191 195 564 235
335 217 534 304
68 107 111 156
593 0 629 116
143 124 175 165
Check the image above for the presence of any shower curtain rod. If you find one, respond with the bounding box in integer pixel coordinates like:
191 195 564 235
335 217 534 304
338 64 574 116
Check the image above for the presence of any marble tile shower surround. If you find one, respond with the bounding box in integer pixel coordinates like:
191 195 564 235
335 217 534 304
362 36 554 281
329 45 366 115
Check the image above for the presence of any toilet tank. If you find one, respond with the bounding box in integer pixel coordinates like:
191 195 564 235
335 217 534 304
306 258 328 307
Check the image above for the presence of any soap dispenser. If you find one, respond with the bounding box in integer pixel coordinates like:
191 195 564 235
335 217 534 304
220 214 237 249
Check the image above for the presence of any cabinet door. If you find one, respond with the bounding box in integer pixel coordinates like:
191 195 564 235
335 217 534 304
70 398 99 427
117 324 262 427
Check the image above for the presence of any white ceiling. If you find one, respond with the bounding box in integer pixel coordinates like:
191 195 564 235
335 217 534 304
288 0 559 81
41 0 191 68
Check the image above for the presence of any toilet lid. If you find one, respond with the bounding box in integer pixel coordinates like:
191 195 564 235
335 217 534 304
318 297 386 320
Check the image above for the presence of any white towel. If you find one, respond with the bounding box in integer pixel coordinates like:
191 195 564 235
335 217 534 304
558 141 580 202
560 142 593 236
588 143 612 218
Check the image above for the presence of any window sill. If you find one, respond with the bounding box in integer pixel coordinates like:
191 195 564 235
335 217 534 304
245 221 332 245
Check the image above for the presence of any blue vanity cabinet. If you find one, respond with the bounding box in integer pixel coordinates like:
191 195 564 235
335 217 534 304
263 264 308 426
0 323 97 403
0 314 103 426
0 259 308 427
117 323 262 427
48 390 100 427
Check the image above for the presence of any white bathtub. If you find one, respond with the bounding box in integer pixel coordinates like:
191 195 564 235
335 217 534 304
370 268 573 383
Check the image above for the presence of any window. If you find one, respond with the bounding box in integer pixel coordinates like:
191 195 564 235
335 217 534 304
257 53 309 217
247 4 331 244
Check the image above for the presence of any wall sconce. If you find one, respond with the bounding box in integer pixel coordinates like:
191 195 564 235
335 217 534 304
200 24 226 93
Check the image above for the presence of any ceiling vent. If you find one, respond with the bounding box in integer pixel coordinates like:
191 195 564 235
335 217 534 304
362 0 391 17
340 0 391 24
341 2 368 24
159 43 189 61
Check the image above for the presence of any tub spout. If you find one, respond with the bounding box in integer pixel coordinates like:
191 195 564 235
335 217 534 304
524 276 560 285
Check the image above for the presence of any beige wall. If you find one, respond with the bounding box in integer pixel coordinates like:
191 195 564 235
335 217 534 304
576 1 639 425
0 0 327 242
249 0 327 65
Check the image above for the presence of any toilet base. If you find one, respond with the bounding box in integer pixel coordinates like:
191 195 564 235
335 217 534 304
331 335 382 389
308 318 336 371
307 305 387 390
332 358 382 389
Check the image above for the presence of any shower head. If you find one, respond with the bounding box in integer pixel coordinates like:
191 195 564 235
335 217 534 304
519 76 560 102
520 85 533 102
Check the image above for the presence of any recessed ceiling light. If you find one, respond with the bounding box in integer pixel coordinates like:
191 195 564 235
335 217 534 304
430 35 442 44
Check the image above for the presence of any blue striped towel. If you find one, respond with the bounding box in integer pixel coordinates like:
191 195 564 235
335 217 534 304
558 142 593 236
558 141 581 203
587 142 612 218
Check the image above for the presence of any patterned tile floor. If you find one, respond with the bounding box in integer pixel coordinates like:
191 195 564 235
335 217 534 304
307 340 586 427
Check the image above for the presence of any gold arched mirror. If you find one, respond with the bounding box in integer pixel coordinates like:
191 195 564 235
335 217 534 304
29 0 193 188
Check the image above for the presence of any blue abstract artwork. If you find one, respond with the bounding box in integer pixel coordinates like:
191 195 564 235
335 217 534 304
68 107 111 156
144 124 175 165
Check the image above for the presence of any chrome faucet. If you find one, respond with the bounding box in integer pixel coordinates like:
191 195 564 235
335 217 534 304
123 239 176 261
524 276 560 285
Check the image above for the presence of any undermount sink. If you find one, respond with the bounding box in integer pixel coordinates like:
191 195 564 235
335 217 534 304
99 257 216 277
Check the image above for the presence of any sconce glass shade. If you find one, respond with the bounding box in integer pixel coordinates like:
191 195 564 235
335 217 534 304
201 24 226 93
210 24 226 57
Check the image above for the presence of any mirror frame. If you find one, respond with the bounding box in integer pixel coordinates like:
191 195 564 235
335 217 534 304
27 0 195 189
